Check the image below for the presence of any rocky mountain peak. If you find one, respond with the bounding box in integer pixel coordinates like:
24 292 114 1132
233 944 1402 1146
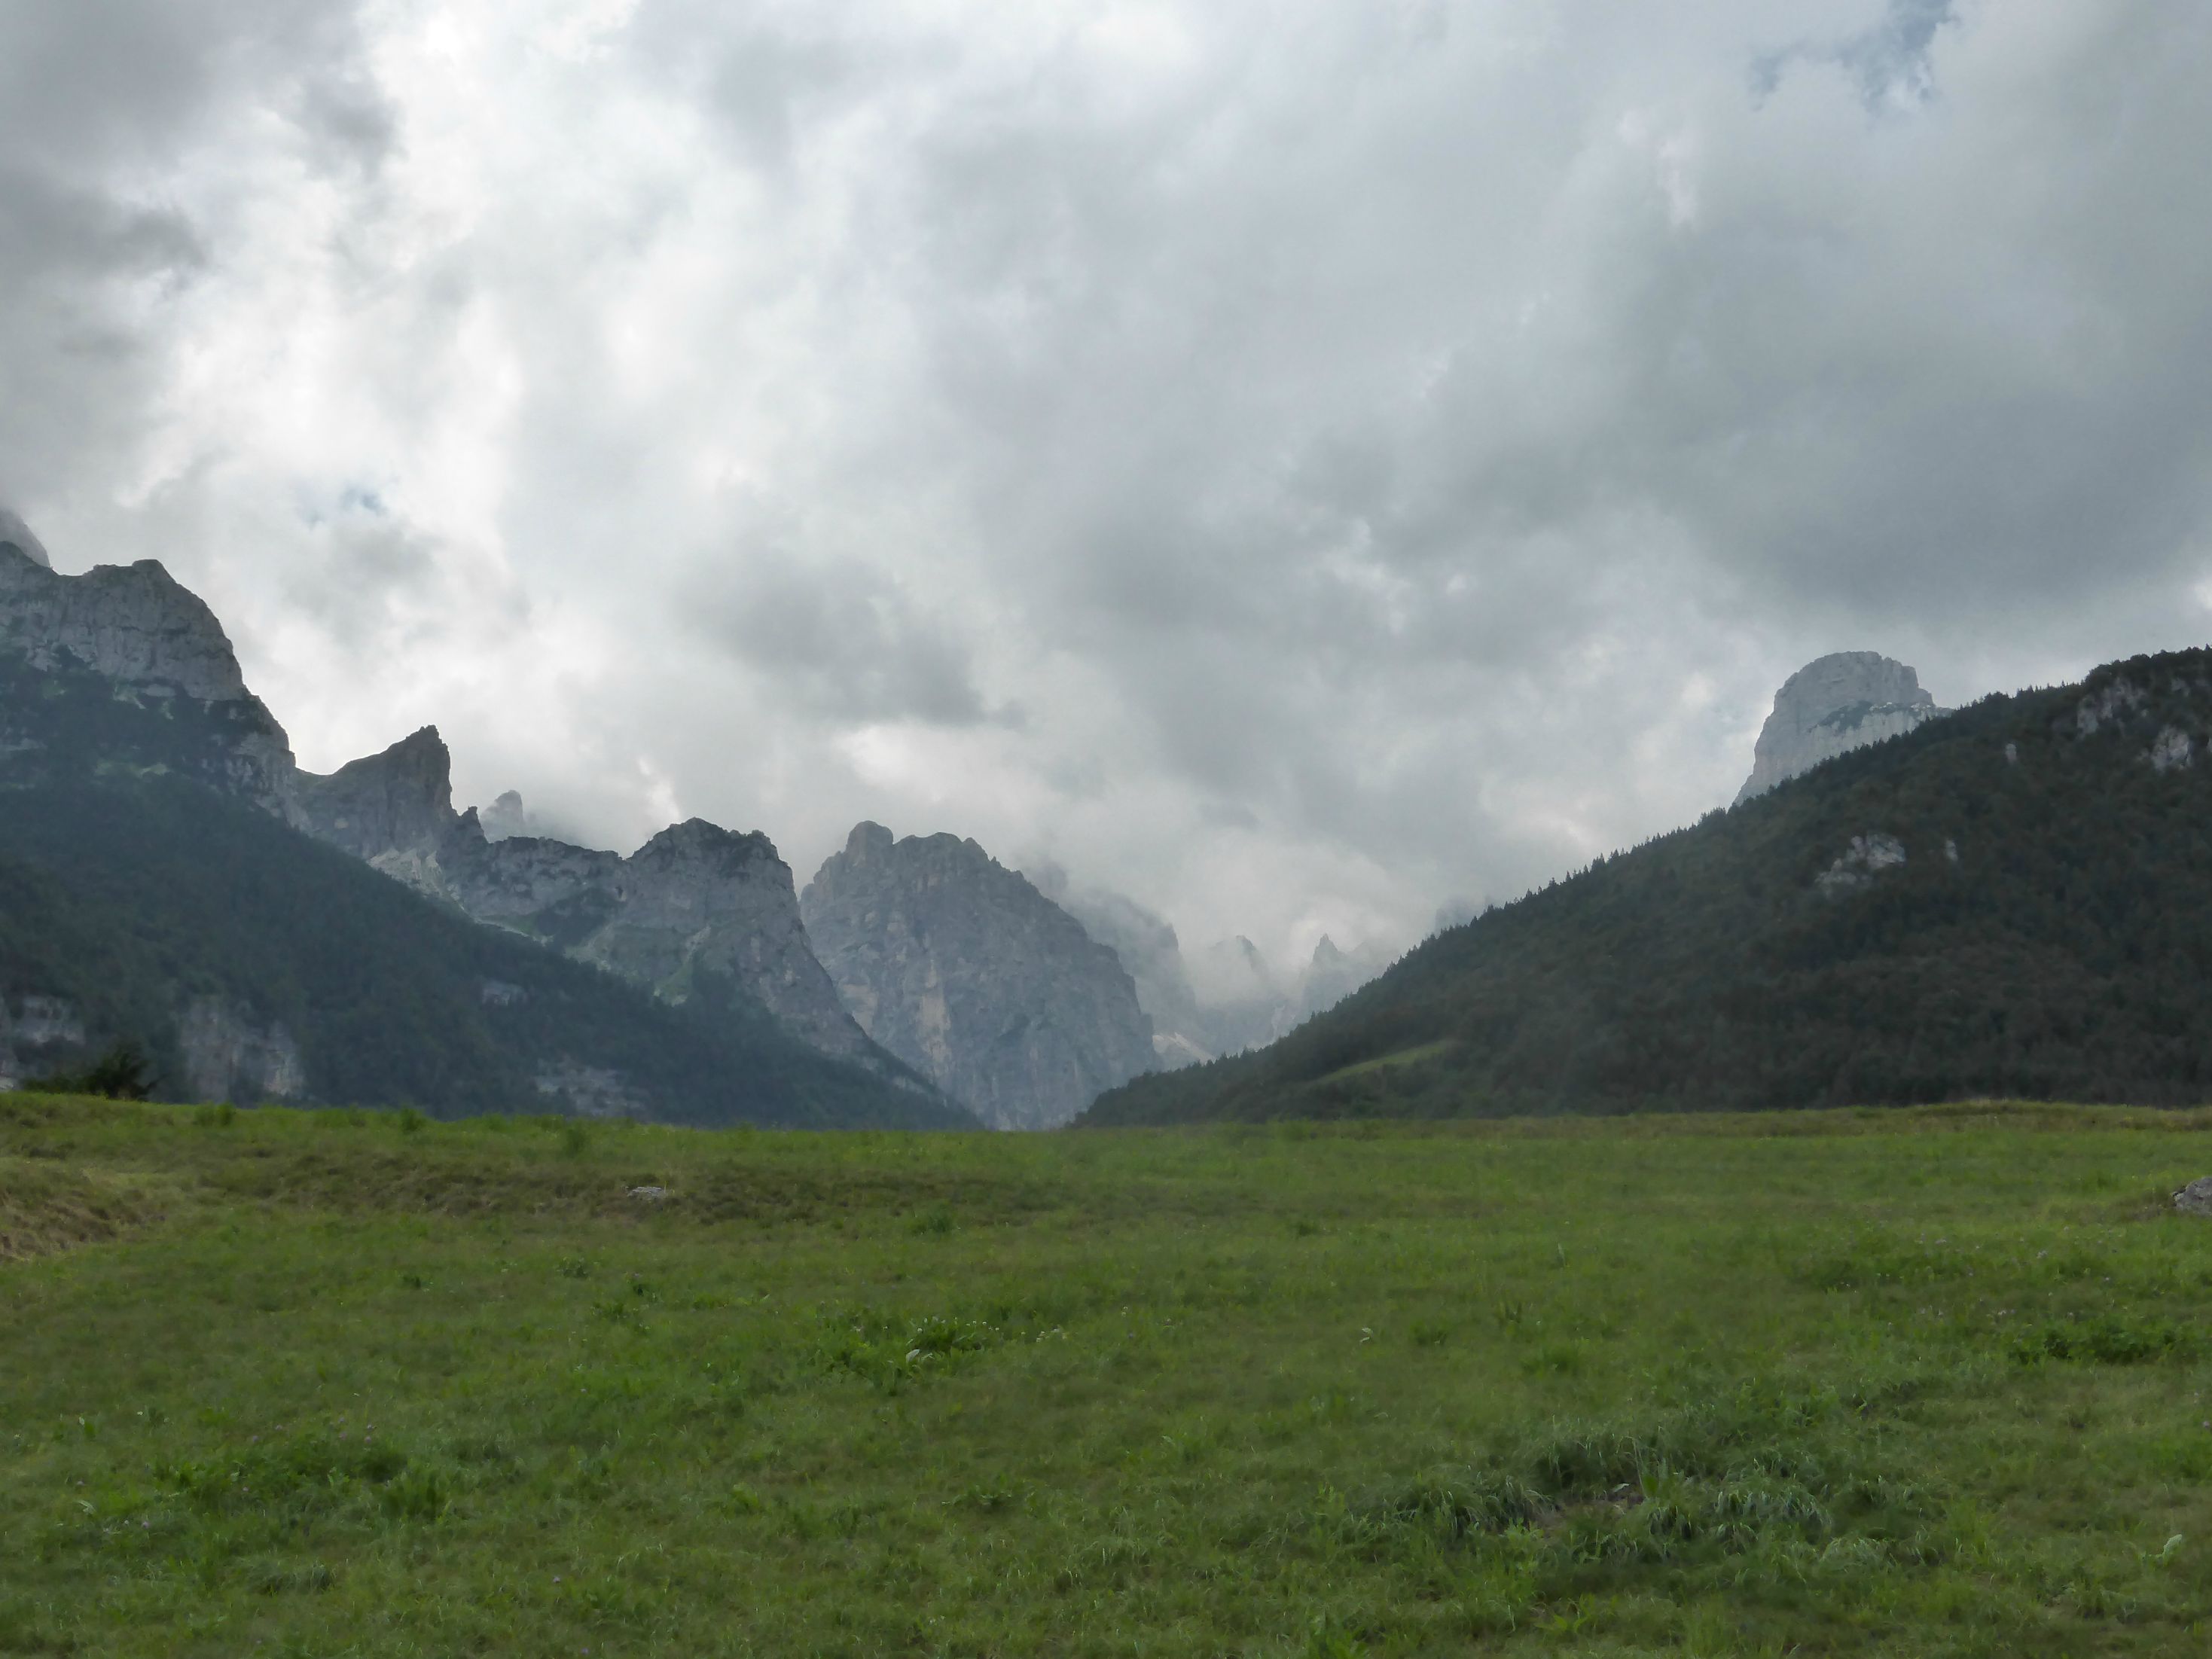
480 790 529 840
802 822 1155 1129
0 542 295 806
633 817 778 874
285 730 877 1069
1737 651 1948 804
0 505 52 569
844 820 895 861
0 545 255 703
290 725 455 862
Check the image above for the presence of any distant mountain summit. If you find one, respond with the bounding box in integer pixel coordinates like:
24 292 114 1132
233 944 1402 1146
802 823 1155 1129
1026 863 1393 1066
1737 651 1948 803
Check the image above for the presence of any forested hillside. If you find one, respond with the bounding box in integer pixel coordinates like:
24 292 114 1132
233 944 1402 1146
0 774 969 1127
1086 650 2212 1124
0 651 968 1127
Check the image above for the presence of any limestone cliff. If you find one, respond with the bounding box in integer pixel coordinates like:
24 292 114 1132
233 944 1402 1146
0 995 85 1091
289 726 456 878
0 538 295 805
178 997 307 1104
459 815 876 1063
1737 651 1949 804
479 790 532 840
802 823 1156 1129
0 542 250 701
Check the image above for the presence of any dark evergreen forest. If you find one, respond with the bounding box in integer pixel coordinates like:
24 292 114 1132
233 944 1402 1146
0 654 966 1127
1086 650 2212 1124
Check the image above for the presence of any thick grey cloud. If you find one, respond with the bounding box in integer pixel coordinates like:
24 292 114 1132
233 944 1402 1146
0 1 388 499
5 0 2211 971
688 529 993 727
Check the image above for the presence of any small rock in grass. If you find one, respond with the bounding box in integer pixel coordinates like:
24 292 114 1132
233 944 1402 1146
2174 1178 2212 1215
628 1185 670 1203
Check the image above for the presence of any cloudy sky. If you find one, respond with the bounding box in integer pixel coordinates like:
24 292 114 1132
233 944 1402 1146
5 0 2210 971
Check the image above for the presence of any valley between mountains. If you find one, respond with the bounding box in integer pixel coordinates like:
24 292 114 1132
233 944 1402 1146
0 517 1386 1130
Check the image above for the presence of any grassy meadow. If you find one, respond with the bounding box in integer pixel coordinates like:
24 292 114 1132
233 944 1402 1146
5 1096 2212 1656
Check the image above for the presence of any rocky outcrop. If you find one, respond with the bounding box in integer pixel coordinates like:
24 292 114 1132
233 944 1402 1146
0 536 295 805
0 521 966 1127
478 817 874 1063
177 997 307 1103
0 541 252 703
0 995 85 1090
0 505 52 569
1738 652 1948 804
1814 831 1908 895
2149 726 2195 774
479 790 532 840
290 727 456 871
0 523 883 1076
287 728 878 1065
803 823 1155 1128
533 1059 650 1120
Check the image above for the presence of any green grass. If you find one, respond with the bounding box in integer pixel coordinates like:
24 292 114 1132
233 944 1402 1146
1313 1041 1458 1086
5 1094 2212 1655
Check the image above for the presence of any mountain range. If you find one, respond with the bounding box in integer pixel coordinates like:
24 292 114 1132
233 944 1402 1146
0 536 966 1124
16 506 2102 1133
0 513 1396 1127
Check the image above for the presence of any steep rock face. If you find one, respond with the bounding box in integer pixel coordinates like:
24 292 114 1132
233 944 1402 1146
290 727 456 870
288 729 877 1064
479 789 532 840
178 997 307 1103
0 541 251 701
0 505 52 568
803 823 1155 1128
0 541 294 806
1737 652 1948 804
502 817 871 1063
0 995 84 1091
